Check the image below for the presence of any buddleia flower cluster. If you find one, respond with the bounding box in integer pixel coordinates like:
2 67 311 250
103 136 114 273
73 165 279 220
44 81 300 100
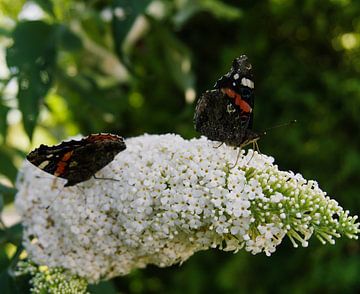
15 134 359 284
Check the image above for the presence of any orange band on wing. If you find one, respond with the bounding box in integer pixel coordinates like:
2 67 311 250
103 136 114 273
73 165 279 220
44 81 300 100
222 88 252 113
238 99 252 113
54 150 74 176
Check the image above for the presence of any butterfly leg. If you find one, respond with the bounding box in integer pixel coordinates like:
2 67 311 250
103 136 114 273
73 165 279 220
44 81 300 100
229 147 242 169
245 141 260 165
93 175 120 182
213 142 224 149
254 141 261 154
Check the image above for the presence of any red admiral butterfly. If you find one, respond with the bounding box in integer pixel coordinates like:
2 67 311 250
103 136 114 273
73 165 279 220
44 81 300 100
27 133 126 187
194 55 260 148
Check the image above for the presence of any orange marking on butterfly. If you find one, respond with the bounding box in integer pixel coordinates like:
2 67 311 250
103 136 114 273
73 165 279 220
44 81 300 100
221 88 252 113
54 150 74 176
237 99 252 113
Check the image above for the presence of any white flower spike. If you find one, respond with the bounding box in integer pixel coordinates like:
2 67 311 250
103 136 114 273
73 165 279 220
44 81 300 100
15 134 359 283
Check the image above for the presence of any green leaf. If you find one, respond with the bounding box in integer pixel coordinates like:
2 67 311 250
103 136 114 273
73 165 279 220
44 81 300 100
173 0 242 28
0 184 17 197
0 263 29 294
0 104 10 139
112 0 150 56
0 147 17 183
0 0 26 20
0 26 11 37
0 146 17 181
88 280 118 293
201 0 242 20
7 224 23 246
6 21 56 67
0 194 3 214
56 25 82 51
32 0 55 17
0 224 23 245
148 17 195 93
6 21 57 139
17 68 52 138
0 183 17 206
0 271 17 294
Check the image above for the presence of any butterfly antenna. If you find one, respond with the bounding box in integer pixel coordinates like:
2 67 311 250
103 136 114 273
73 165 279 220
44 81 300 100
213 142 224 149
261 119 297 135
45 186 64 210
93 175 120 182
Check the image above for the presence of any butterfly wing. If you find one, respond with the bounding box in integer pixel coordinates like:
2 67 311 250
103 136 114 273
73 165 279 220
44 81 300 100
214 55 255 130
26 134 126 186
194 89 259 147
26 140 84 179
62 135 126 186
194 55 258 147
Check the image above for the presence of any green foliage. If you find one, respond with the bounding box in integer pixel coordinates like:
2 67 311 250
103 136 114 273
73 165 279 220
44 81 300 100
32 0 55 17
112 0 150 58
0 0 359 293
0 104 10 138
7 21 57 138
0 148 18 181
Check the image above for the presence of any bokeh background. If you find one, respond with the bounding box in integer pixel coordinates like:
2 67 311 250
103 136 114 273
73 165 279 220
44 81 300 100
0 0 360 293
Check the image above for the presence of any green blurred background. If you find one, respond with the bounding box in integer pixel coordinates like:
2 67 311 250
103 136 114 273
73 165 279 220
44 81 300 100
0 0 359 293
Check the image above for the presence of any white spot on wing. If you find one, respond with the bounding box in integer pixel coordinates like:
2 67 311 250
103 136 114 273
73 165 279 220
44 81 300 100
38 160 50 169
241 78 254 89
233 73 239 80
248 80 254 88
227 104 236 113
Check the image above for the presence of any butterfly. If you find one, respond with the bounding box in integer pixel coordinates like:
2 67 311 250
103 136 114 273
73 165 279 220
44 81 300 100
26 133 126 187
194 55 260 149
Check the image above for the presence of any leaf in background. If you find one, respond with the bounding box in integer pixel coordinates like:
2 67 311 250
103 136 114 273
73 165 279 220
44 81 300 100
0 26 10 37
5 224 23 245
6 21 57 139
148 17 195 94
0 0 26 20
200 0 242 19
0 104 10 140
112 0 150 57
57 25 82 51
173 0 242 29
0 147 18 183
0 194 3 214
32 0 55 17
0 271 18 294
0 224 23 246
88 280 118 294
0 244 28 294
0 183 17 206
